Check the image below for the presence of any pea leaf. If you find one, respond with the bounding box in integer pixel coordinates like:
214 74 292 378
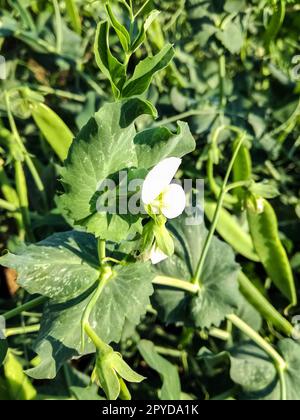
216 21 244 54
4 352 37 400
153 215 241 329
121 44 175 97
26 259 154 380
134 122 196 168
229 339 300 400
0 231 100 302
138 340 181 400
58 98 156 242
94 21 126 98
106 3 130 53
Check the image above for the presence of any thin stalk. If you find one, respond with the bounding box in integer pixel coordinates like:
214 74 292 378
14 160 34 242
153 110 217 127
219 55 226 108
5 324 40 338
2 296 47 321
4 91 47 208
134 0 152 19
193 131 246 285
153 276 199 294
84 323 111 354
227 314 288 400
97 239 106 263
81 266 112 352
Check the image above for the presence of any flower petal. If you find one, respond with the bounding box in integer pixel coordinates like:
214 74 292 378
141 157 182 205
161 183 186 219
150 245 169 265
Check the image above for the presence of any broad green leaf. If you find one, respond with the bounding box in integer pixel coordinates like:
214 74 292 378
58 98 156 242
4 352 37 400
229 340 300 400
216 22 244 54
134 122 196 168
26 260 154 379
121 44 175 98
31 102 74 162
71 385 105 401
138 340 181 400
153 215 241 329
94 21 126 98
0 231 100 302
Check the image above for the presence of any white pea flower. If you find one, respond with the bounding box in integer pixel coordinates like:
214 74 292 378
141 157 186 219
149 244 168 265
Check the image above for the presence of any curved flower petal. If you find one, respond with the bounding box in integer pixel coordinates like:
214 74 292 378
141 157 182 205
161 183 186 219
150 245 168 265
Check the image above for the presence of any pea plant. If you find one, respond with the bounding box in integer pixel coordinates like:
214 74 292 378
0 0 300 401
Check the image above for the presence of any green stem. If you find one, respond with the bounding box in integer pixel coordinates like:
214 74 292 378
14 160 34 242
97 239 106 263
4 91 47 209
193 131 246 285
219 55 226 108
2 296 47 321
238 272 294 337
134 0 151 19
153 276 199 294
84 322 111 354
153 110 217 127
227 314 288 400
81 265 112 352
5 324 40 338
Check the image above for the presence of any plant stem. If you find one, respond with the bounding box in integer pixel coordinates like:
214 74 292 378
134 0 151 19
84 322 111 354
219 55 226 108
81 266 112 352
4 91 47 209
153 276 199 294
153 110 217 127
97 239 106 263
5 324 40 338
2 296 47 321
193 131 246 285
227 314 288 400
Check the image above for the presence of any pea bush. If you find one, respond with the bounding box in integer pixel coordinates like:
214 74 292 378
0 0 300 401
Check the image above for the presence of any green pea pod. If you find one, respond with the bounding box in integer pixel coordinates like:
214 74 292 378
238 272 294 337
31 103 73 162
247 198 297 307
205 200 259 262
233 140 252 204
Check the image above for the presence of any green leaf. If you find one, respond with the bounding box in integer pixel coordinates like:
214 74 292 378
138 340 181 400
31 102 74 162
229 339 300 400
71 385 104 401
65 0 82 35
153 215 241 329
94 21 126 98
4 352 37 400
216 21 244 54
0 231 100 302
134 122 196 169
130 10 160 52
26 260 154 379
106 3 130 53
121 44 175 98
58 98 156 242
